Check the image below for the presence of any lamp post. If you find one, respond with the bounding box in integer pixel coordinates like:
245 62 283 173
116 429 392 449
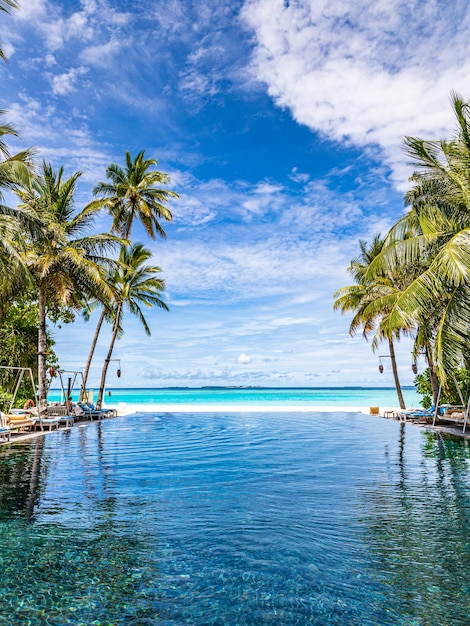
109 359 121 378
411 350 426 375
378 355 390 373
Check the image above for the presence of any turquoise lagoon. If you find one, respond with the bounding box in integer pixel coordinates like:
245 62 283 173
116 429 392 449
47 385 422 409
0 410 469 624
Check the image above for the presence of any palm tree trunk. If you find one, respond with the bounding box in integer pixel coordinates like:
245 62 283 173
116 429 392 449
80 308 106 402
389 338 406 410
37 280 48 414
425 344 440 405
96 303 121 409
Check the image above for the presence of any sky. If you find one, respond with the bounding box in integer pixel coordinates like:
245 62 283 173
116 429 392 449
0 0 469 389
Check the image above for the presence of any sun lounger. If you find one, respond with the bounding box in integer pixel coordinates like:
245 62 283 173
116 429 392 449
6 414 35 432
398 407 436 422
439 410 465 425
0 427 10 442
78 402 115 420
46 405 69 417
35 416 61 431
45 405 75 426
58 415 74 427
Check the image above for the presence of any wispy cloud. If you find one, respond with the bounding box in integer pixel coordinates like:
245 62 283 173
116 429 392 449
50 66 89 96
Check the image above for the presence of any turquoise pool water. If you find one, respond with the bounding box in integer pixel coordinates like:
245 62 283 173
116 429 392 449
0 412 469 624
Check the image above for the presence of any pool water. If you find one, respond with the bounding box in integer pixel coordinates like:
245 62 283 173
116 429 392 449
0 412 469 624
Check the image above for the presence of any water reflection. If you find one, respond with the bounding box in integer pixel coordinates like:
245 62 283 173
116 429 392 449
361 426 470 625
0 415 469 624
0 438 47 522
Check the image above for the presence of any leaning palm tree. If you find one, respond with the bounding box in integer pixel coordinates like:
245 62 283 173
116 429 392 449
334 236 409 409
368 92 470 383
95 243 168 408
79 297 123 402
88 150 178 239
16 162 122 412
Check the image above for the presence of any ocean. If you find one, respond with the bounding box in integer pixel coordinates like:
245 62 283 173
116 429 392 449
47 386 422 410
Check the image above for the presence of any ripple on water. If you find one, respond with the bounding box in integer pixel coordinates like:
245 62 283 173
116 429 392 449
0 411 469 624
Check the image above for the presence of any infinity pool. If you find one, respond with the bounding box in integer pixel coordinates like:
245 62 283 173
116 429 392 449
0 412 469 624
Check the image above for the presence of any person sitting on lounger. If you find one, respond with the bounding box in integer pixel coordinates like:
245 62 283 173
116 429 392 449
72 404 84 417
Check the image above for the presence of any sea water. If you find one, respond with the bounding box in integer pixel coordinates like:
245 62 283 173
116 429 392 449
0 411 469 624
47 386 422 409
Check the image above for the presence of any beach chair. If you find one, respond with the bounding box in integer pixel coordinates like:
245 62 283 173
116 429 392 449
399 406 436 423
0 412 10 442
78 402 114 420
35 415 61 431
46 405 75 426
0 427 10 442
6 413 36 433
58 414 74 427
46 405 68 417
439 408 466 425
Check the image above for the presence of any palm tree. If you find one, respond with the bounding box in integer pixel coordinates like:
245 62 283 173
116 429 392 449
16 162 122 412
88 150 178 239
334 236 408 409
80 150 176 396
95 243 168 409
79 298 122 402
369 92 470 383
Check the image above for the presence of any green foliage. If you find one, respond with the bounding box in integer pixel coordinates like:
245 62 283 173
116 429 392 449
415 367 470 408
0 299 58 398
90 150 177 240
414 370 433 408
0 391 33 412
0 390 12 413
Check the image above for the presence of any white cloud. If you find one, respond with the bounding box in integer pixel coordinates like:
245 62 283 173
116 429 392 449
173 195 216 228
14 0 131 58
241 0 470 188
79 38 125 69
14 0 48 21
237 352 252 364
50 67 89 96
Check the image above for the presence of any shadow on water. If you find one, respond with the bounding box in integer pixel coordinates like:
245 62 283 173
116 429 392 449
360 424 470 626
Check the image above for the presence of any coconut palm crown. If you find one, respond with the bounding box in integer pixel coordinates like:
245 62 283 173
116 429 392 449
89 150 178 240
96 242 168 408
334 235 408 409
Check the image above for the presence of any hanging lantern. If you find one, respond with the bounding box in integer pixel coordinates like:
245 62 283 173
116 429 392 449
49 366 55 378
117 368 121 378
378 364 384 374
412 362 418 375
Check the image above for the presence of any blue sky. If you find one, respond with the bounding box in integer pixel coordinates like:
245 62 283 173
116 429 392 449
0 0 468 388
